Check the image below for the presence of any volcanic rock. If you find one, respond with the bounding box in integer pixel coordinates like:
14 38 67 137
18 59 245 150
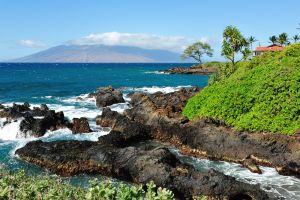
71 117 91 134
121 88 300 177
95 86 125 107
19 110 67 137
16 140 269 199
160 65 216 75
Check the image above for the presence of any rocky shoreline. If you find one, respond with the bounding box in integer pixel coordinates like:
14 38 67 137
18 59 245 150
160 65 216 75
10 86 300 199
121 90 300 177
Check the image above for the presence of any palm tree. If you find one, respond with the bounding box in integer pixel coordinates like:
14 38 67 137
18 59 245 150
248 36 257 50
278 33 289 46
269 35 278 45
293 34 300 43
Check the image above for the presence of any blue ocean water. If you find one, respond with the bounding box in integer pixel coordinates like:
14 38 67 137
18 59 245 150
0 63 299 199
0 63 208 103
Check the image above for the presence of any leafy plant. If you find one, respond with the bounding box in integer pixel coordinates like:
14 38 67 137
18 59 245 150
248 36 257 50
269 35 278 45
221 26 251 67
278 33 289 46
292 34 300 43
181 41 213 64
183 44 300 135
0 170 177 200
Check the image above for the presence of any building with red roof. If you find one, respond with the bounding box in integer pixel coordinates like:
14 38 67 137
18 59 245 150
254 44 285 56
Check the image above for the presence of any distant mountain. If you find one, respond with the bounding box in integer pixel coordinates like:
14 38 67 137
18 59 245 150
9 45 184 63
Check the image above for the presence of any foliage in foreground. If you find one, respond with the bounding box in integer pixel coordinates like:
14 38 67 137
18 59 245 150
0 170 176 200
183 44 300 135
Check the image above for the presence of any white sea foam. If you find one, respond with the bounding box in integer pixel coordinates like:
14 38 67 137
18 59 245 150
127 85 192 94
0 118 5 128
42 127 109 142
144 71 167 75
60 94 95 105
171 149 300 200
0 119 22 141
48 104 100 119
109 103 131 114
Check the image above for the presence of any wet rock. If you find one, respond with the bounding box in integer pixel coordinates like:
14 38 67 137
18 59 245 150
96 108 151 146
0 103 31 119
71 117 91 134
19 110 67 137
123 88 300 177
126 87 200 122
40 104 49 111
95 86 125 107
0 103 50 119
16 140 269 199
243 158 262 174
160 65 216 75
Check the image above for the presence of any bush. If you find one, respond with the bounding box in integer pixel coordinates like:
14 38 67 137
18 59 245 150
0 169 178 200
183 44 300 135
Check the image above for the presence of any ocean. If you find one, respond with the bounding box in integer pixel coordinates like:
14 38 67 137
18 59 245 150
0 63 299 199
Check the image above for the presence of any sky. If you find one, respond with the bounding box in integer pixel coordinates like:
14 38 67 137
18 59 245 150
0 0 300 61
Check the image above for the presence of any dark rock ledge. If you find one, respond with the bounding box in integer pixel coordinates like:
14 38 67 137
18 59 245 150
0 103 91 136
88 86 125 108
118 88 300 178
16 138 268 199
14 87 300 199
160 66 216 75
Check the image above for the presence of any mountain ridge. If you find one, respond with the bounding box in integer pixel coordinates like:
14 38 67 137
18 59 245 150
8 44 185 63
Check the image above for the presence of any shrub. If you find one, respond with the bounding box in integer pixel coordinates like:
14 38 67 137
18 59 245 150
183 44 300 135
0 169 179 200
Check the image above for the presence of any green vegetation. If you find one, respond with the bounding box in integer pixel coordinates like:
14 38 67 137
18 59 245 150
191 61 223 69
221 26 251 67
292 35 300 43
269 35 278 45
183 44 300 135
268 33 300 45
181 41 213 64
203 61 223 68
248 36 257 50
278 33 289 46
0 170 176 200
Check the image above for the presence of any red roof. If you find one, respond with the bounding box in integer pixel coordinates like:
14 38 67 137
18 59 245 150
254 44 285 52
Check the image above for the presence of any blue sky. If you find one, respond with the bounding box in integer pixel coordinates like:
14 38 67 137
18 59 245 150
0 0 300 60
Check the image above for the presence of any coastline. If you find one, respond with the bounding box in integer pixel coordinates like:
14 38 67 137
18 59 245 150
4 86 298 199
0 63 299 199
159 64 217 75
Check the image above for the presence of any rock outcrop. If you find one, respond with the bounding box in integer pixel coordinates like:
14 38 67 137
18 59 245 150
160 66 216 75
71 117 91 134
119 88 300 178
0 103 68 138
16 139 269 199
93 86 125 107
0 103 31 119
14 86 300 199
19 110 67 137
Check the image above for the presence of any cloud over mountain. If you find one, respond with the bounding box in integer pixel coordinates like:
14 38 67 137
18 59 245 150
70 32 216 52
19 40 45 48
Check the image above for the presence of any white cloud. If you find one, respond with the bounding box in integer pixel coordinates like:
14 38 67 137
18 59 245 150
70 32 218 52
19 40 45 48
